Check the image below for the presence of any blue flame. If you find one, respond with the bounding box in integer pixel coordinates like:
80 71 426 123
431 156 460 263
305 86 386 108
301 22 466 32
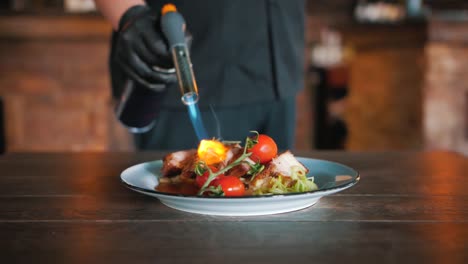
183 93 208 140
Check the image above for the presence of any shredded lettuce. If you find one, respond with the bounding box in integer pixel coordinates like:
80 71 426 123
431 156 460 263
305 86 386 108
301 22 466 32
254 166 318 195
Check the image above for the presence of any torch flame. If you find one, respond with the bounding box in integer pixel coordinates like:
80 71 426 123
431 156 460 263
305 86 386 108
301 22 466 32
197 139 227 165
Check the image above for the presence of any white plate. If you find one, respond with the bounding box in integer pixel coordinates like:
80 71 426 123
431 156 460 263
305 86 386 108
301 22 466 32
120 157 360 216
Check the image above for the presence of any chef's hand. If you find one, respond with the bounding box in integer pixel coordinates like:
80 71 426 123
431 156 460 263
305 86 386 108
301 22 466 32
115 5 179 89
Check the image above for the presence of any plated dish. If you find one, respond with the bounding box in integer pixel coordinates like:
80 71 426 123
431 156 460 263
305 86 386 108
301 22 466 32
121 133 359 215
121 158 359 216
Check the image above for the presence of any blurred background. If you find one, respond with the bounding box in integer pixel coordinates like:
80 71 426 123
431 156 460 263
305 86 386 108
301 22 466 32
0 0 467 155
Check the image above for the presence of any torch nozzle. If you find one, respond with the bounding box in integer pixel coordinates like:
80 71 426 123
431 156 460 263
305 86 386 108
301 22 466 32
181 92 198 105
171 44 199 105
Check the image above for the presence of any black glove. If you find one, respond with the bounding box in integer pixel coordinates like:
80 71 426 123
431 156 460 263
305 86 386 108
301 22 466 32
115 5 177 90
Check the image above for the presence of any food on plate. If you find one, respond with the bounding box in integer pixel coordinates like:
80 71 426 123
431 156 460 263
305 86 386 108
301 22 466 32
156 132 318 196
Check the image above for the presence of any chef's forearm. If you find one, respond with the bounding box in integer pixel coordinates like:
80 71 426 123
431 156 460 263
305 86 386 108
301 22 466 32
94 0 145 30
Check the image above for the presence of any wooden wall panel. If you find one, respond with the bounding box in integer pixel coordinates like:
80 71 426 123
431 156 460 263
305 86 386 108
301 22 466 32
345 48 425 150
4 93 109 151
424 18 468 155
0 16 132 152
306 18 427 151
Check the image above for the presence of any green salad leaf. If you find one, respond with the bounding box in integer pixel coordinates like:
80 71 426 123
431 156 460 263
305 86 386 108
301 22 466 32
254 166 318 195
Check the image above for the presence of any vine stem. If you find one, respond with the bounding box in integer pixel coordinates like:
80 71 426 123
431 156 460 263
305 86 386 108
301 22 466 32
197 132 258 196
197 152 252 195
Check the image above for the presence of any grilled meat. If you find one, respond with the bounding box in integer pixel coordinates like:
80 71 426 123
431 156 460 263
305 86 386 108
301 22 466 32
269 151 308 176
225 157 255 178
178 152 200 180
249 151 308 191
161 149 196 177
221 144 243 167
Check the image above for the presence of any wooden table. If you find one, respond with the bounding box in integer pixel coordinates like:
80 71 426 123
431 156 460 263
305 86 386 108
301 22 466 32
1 151 467 263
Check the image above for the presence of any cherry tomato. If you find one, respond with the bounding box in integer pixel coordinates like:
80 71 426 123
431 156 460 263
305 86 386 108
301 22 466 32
218 176 245 196
195 166 223 188
248 134 278 164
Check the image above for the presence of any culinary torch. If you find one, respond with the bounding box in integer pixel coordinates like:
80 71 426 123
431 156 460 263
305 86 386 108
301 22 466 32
160 4 208 140
116 3 208 140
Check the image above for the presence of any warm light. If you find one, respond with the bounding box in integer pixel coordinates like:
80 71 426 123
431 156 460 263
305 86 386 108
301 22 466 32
197 140 227 165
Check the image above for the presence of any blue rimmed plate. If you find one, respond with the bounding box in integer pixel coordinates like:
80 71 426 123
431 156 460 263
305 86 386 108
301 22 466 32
120 158 359 216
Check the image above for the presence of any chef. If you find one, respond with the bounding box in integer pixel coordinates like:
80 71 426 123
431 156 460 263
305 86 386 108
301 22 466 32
94 0 306 150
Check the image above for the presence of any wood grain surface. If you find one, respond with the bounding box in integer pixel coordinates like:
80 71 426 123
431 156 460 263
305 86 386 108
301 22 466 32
1 151 467 263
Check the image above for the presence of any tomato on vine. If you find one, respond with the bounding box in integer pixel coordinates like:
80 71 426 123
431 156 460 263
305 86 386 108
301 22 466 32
218 176 245 196
247 133 278 164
